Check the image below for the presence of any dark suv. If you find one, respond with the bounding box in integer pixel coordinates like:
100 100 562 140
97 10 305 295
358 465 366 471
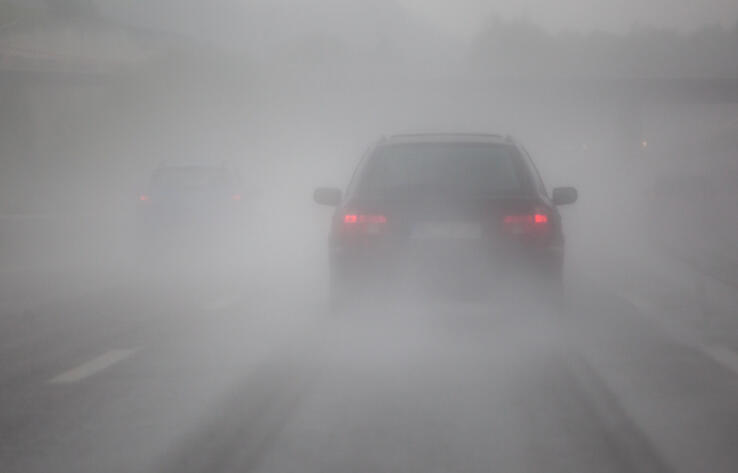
314 133 577 305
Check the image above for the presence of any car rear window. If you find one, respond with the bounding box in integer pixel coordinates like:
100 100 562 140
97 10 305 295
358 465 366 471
358 143 525 198
151 167 235 191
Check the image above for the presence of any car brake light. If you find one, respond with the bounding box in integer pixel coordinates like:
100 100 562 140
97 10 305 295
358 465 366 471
503 211 549 235
139 194 150 202
342 213 387 234
344 214 387 224
231 194 242 201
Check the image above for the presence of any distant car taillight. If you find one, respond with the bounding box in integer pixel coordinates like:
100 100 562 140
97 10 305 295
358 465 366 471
503 211 550 236
231 194 242 201
342 213 387 235
139 194 151 202
344 214 387 224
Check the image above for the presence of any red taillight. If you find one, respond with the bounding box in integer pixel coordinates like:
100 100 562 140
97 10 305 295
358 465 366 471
342 213 387 235
231 194 242 201
503 214 547 224
503 211 549 236
139 194 150 202
345 214 387 224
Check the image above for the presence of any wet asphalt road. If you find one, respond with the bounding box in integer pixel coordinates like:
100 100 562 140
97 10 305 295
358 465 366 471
1 265 738 473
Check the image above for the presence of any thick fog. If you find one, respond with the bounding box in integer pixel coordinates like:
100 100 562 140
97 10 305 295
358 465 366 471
1 1 738 473
3 2 737 286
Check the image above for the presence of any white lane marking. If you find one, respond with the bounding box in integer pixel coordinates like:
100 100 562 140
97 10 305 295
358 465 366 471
620 291 738 378
203 294 241 312
49 348 139 384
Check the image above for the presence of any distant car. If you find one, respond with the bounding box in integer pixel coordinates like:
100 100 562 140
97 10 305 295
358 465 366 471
136 164 244 260
313 133 578 306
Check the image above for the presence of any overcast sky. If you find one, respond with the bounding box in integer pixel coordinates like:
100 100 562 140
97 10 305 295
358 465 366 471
400 0 738 37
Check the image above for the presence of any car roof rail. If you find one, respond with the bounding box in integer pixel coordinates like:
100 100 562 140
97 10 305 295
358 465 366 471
385 133 520 144
388 132 507 140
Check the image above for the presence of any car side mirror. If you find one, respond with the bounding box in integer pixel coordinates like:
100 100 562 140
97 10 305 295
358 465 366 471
313 187 342 206
552 187 578 206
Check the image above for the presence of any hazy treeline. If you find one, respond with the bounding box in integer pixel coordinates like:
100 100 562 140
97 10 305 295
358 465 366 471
472 19 738 78
4 1 737 79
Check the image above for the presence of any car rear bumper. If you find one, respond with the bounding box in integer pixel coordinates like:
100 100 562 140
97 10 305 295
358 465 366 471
330 240 562 299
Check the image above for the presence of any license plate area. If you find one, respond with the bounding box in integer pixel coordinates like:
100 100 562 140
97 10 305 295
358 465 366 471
410 221 483 240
